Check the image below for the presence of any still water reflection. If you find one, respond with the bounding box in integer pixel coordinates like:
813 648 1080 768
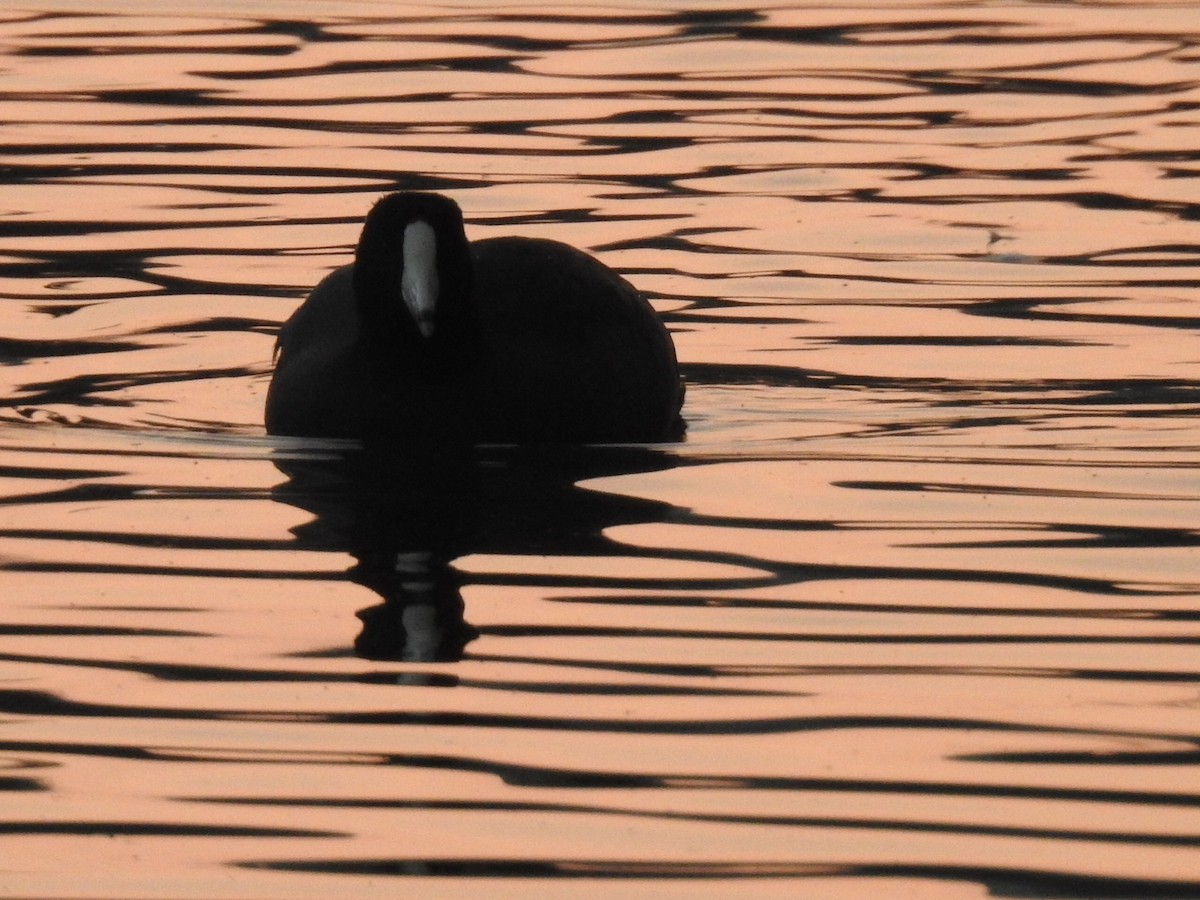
2 2 1200 898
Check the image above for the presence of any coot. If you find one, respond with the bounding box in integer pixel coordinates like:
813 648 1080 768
265 192 683 442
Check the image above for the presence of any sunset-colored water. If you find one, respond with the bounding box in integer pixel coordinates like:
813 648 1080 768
2 2 1199 897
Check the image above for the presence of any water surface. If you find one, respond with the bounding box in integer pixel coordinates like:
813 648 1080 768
2 2 1199 897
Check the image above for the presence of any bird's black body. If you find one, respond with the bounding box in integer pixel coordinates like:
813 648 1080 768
266 192 683 443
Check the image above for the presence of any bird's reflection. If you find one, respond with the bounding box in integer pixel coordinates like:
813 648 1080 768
272 442 679 661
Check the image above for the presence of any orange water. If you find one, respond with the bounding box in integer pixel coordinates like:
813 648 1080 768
1 3 1199 897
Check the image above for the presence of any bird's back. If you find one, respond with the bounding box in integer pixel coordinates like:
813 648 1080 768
470 236 683 442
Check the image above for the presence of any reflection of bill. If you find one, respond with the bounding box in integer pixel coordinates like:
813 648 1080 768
353 549 474 663
271 443 679 662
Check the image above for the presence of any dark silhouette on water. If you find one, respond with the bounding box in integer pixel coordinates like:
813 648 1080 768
266 192 684 442
272 443 680 661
